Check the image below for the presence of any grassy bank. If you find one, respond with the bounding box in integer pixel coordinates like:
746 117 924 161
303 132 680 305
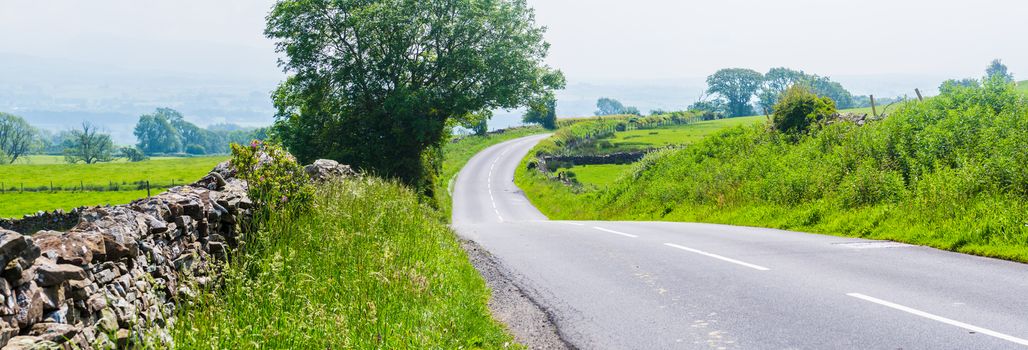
518 81 1028 262
174 177 516 348
436 127 545 220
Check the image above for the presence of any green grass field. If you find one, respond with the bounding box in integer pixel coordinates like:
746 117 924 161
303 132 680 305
0 190 159 219
174 178 517 348
608 115 765 151
567 164 633 187
0 156 225 189
1018 80 1028 93
0 156 225 218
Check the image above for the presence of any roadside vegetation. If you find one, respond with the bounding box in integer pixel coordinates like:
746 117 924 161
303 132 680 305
174 142 515 348
519 78 1028 262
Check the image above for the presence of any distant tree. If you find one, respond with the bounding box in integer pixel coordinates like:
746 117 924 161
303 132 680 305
771 85 836 135
757 68 806 114
986 59 1014 82
939 78 980 94
807 77 854 109
687 95 727 120
0 112 37 164
622 106 641 116
185 144 207 155
63 123 114 164
649 109 669 116
523 95 558 129
134 112 181 154
706 68 763 117
118 146 148 162
595 98 627 116
267 0 565 190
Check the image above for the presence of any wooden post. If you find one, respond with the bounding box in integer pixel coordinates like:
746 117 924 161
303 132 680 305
915 89 924 102
146 181 151 198
50 181 53 193
870 95 878 117
81 180 84 192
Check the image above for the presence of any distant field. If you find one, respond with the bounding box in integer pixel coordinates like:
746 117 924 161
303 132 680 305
1018 80 1028 93
608 115 765 151
568 164 633 187
0 156 225 190
0 156 225 219
0 190 157 219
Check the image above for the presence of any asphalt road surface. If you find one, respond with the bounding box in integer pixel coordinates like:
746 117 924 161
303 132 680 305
451 135 1028 350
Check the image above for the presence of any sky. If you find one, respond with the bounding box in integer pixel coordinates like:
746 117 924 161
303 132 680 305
0 0 1025 132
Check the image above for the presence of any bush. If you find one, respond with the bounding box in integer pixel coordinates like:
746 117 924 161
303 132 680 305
119 147 149 162
230 140 314 214
185 144 206 155
771 85 836 134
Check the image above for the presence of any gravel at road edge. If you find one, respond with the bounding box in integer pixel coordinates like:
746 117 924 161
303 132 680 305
461 239 574 350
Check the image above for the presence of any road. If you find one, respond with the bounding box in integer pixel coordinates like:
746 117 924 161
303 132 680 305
451 135 1028 350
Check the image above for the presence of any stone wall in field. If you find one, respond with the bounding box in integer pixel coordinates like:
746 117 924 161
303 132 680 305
0 162 251 349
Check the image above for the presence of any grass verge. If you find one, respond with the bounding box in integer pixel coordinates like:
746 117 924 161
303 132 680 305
173 177 517 348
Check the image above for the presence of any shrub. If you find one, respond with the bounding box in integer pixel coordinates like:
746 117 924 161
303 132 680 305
185 144 206 155
771 85 836 134
230 140 314 214
119 147 149 162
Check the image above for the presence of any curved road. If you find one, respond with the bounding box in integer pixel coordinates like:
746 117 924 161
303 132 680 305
452 135 1028 350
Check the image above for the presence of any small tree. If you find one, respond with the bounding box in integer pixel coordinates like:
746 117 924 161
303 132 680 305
771 85 836 135
986 59 1014 83
63 123 114 164
119 147 149 162
0 113 37 164
595 98 626 116
523 95 557 129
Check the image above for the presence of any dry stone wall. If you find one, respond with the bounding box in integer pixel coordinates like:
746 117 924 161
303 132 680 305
0 162 250 349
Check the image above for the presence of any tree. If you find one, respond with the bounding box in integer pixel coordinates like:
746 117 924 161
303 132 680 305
771 85 836 135
939 78 980 94
119 147 148 162
523 95 557 129
706 68 763 117
622 106 642 116
986 59 1014 83
807 76 854 109
757 68 805 114
0 113 37 164
64 123 114 164
134 111 181 154
267 0 564 190
595 98 626 116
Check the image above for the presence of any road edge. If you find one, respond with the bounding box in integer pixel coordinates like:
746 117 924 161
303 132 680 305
460 238 576 350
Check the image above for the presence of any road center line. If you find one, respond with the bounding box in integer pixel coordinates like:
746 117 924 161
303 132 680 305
663 243 770 271
593 227 638 238
846 293 1028 346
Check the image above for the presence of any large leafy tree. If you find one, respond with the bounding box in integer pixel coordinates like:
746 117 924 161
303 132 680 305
986 59 1014 83
0 112 37 164
134 109 183 154
706 68 763 117
266 0 564 189
757 68 805 114
64 123 114 164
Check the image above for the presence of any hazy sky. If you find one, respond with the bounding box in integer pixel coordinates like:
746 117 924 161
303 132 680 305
2 0 1023 82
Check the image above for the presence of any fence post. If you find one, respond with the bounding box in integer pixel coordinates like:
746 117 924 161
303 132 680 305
81 180 84 192
50 181 53 193
915 88 924 102
1 182 4 194
870 95 878 117
147 181 151 198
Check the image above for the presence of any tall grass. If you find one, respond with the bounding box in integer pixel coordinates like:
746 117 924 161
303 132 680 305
519 79 1028 262
174 177 516 348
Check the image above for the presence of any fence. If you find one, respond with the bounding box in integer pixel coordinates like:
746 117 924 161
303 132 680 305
0 179 182 194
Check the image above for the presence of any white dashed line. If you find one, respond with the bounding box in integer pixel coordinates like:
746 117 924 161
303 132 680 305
847 293 1028 346
593 226 638 238
663 243 770 271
